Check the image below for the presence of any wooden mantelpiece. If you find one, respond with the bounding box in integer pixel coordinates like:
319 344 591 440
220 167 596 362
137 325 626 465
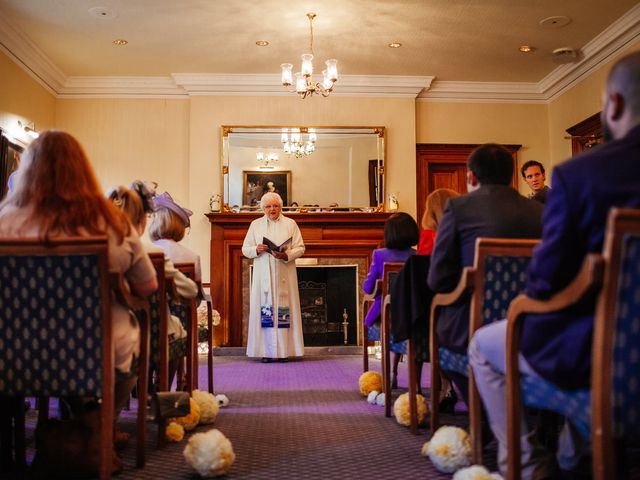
206 212 392 347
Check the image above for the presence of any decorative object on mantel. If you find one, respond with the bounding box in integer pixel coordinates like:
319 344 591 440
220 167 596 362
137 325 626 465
387 192 399 212
281 128 316 157
209 194 222 212
280 13 338 99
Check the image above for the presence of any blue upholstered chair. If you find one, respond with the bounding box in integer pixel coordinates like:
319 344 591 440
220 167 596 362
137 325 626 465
147 252 169 393
430 238 539 463
170 262 199 392
505 208 640 480
0 237 115 479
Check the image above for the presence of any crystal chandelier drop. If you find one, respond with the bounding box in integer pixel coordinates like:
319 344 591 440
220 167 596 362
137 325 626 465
257 152 279 169
281 128 316 158
280 13 338 99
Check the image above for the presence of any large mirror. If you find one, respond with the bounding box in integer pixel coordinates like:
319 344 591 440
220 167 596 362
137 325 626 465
221 126 385 211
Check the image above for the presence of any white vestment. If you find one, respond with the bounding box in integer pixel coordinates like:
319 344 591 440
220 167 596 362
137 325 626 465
242 214 305 358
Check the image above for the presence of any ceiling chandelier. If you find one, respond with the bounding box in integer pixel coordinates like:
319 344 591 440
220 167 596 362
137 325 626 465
281 128 316 158
280 13 338 99
257 152 279 169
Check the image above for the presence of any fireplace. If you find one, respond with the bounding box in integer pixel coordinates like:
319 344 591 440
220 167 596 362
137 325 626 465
243 259 364 346
207 212 390 347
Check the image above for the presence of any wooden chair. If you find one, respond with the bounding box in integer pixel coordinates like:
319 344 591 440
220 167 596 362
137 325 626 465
147 252 169 392
198 282 215 394
430 238 538 463
505 208 640 480
171 262 199 392
362 279 381 373
111 273 150 469
0 237 114 479
380 262 406 418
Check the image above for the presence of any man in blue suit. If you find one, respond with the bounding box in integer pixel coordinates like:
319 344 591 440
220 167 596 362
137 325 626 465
469 50 640 479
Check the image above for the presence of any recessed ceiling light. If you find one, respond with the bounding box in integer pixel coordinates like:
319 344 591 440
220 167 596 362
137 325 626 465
519 45 534 53
388 42 402 48
112 39 128 46
256 40 269 47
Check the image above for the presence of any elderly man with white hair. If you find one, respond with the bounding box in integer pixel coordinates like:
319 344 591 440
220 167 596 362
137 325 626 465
242 192 306 363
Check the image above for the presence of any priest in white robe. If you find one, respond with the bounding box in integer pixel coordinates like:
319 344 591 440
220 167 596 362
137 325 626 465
242 192 305 362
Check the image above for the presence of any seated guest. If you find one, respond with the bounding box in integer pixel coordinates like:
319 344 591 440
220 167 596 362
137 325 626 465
149 191 202 284
427 143 543 405
469 50 640 479
363 212 419 388
410 187 459 407
521 160 550 204
0 131 157 434
108 182 198 387
417 188 458 255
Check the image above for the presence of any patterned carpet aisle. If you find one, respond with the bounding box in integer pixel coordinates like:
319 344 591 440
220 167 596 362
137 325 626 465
117 354 456 479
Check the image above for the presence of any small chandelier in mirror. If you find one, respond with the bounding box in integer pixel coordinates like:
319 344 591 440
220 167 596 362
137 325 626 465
257 152 279 170
280 13 338 99
281 128 316 158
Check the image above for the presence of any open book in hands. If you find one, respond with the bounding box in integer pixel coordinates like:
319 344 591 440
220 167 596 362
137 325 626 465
262 236 292 255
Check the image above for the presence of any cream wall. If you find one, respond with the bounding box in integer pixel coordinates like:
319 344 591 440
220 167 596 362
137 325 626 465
0 51 55 141
547 39 640 169
415 101 550 193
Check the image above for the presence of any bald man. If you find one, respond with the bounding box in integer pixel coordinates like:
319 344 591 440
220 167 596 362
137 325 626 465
469 50 640 479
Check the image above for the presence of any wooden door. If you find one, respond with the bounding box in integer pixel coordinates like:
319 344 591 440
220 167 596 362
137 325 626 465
416 144 520 223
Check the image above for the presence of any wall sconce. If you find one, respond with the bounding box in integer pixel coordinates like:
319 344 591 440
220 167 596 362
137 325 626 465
257 152 279 170
18 120 39 139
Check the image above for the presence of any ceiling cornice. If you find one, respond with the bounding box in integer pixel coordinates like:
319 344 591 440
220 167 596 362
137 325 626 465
420 3 640 104
1 4 638 101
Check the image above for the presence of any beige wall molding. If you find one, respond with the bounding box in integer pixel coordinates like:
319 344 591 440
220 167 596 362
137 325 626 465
1 4 638 101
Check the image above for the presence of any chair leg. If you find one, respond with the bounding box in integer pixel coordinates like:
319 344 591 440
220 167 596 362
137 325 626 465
469 372 483 464
363 323 369 373
206 300 214 394
136 318 149 468
408 339 418 434
430 355 440 435
382 310 392 418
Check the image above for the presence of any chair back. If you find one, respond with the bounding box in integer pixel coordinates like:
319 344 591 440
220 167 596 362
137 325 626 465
469 238 539 336
0 236 115 479
171 262 198 391
148 252 169 391
592 208 640 479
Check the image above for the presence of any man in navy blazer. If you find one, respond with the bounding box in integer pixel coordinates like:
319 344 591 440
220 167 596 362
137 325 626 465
469 51 640 479
427 143 543 401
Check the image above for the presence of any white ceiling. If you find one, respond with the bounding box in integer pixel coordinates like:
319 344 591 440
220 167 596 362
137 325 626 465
0 0 639 100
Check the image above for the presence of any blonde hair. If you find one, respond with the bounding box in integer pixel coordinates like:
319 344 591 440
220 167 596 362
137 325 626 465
148 208 186 242
107 185 146 230
1 130 130 242
421 188 459 230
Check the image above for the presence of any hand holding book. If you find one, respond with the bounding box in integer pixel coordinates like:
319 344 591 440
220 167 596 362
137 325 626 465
262 236 292 255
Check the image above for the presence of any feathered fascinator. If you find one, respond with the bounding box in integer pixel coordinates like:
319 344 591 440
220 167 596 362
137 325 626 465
131 180 157 213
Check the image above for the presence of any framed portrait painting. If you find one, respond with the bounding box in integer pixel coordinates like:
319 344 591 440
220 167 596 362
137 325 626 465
242 170 291 206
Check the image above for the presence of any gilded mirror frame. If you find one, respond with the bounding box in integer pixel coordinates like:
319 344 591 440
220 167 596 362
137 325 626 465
221 126 385 212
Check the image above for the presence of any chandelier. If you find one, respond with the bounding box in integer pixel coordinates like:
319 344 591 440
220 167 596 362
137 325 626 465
257 152 279 169
280 13 338 99
281 128 316 158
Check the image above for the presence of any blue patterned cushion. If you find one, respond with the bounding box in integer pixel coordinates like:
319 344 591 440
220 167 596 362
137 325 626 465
367 323 407 354
521 375 591 439
170 302 190 330
482 255 530 326
0 254 103 397
439 347 468 376
613 235 640 437
149 291 162 368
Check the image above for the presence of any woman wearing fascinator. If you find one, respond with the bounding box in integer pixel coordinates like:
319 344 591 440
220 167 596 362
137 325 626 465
148 191 202 283
107 182 199 389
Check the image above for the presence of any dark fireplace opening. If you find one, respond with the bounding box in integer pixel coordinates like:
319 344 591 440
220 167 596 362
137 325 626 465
297 265 358 346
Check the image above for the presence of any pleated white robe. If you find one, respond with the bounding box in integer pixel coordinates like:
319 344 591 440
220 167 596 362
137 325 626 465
242 214 305 358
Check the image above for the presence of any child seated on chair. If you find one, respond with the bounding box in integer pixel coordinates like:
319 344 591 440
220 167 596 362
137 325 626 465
363 212 419 389
107 182 199 389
